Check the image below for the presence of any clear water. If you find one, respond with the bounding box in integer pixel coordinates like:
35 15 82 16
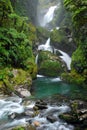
0 76 86 130
32 76 87 100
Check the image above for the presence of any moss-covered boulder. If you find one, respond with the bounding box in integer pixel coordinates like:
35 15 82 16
38 51 66 77
0 68 33 95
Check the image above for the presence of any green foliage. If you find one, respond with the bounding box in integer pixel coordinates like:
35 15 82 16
12 126 25 130
71 45 87 74
39 60 63 77
64 0 87 36
0 27 33 68
50 29 66 43
36 27 50 43
0 0 37 91
64 0 87 86
61 71 85 85
38 51 66 77
0 0 13 26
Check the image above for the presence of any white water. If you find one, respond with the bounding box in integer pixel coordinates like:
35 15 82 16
58 50 71 70
0 96 23 120
38 38 53 53
41 5 57 27
37 39 71 70
0 95 74 130
35 54 39 64
37 74 45 78
32 105 74 130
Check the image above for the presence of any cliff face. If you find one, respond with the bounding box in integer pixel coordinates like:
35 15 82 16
11 0 38 24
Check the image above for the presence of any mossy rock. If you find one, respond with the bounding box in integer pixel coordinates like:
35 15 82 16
12 126 25 130
38 51 66 77
0 68 32 95
61 70 86 85
12 125 36 130
59 113 78 124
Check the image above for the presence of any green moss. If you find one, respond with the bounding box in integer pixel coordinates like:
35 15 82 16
12 126 25 130
38 51 66 77
36 27 50 43
59 113 78 123
50 29 66 43
0 68 33 94
39 60 63 77
12 69 31 86
62 70 85 85
71 45 87 74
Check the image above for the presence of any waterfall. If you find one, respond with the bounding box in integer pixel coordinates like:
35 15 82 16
41 5 57 27
45 37 50 46
37 39 71 70
35 54 39 64
38 38 53 53
58 50 71 70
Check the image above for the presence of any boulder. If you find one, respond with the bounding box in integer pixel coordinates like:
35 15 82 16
47 115 57 123
16 88 31 98
34 100 48 110
38 51 66 77
33 121 40 127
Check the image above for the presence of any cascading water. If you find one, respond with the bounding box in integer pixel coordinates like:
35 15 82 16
0 95 75 130
41 5 57 27
38 38 53 52
37 38 71 70
35 54 39 64
58 50 71 70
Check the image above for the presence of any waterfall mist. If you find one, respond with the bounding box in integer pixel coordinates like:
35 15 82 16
37 0 61 29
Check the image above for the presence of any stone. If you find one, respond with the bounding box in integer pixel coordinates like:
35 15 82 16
35 100 48 110
47 115 57 123
33 121 40 127
16 88 31 98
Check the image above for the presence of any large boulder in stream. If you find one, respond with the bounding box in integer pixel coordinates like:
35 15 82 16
37 51 67 77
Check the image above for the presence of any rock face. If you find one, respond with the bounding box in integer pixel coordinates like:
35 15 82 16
37 51 67 77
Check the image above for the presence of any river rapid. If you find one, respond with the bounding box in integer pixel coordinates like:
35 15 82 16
0 75 86 130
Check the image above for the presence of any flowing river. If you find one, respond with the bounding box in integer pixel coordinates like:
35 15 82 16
0 76 86 130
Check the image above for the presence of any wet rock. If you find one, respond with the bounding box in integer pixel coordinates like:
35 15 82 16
16 88 31 98
59 113 79 124
35 100 48 110
8 112 23 119
24 110 34 117
47 115 57 123
33 121 40 127
8 110 35 119
59 100 87 129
